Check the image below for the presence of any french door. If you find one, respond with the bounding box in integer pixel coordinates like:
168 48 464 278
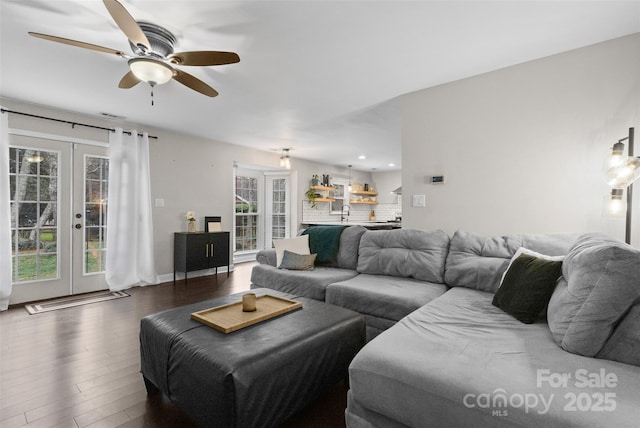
9 134 108 304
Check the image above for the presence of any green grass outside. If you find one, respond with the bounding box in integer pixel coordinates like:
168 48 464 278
13 241 105 281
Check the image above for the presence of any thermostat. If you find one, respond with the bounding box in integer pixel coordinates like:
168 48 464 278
427 175 445 184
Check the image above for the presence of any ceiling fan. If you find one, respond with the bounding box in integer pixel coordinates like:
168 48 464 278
28 0 239 101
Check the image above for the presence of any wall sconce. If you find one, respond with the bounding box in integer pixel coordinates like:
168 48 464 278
279 148 291 170
605 127 637 244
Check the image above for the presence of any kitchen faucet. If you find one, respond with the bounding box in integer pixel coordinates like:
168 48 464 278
341 205 350 223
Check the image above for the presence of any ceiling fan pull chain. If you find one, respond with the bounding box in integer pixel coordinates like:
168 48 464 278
150 82 156 106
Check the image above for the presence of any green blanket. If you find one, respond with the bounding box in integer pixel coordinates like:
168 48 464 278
301 225 348 266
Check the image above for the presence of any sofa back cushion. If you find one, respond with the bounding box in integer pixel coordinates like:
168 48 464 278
444 230 576 293
547 233 640 361
337 225 367 270
357 229 450 283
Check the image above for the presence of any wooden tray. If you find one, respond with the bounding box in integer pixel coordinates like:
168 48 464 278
191 294 302 333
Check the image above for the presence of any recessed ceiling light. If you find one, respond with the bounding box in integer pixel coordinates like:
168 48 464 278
358 155 366 160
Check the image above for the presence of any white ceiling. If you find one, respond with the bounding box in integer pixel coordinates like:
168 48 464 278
1 1 639 171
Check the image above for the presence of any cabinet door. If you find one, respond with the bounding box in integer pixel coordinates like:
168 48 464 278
209 233 230 268
187 233 211 271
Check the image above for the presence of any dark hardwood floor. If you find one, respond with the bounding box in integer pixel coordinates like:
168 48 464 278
0 262 347 428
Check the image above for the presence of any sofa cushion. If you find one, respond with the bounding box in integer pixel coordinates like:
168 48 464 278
337 225 367 270
492 253 563 324
597 303 640 366
357 229 449 283
445 230 576 293
348 287 640 428
547 233 640 358
250 264 358 301
326 273 448 324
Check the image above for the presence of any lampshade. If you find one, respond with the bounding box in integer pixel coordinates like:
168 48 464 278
607 141 626 169
128 58 174 85
607 188 625 216
25 154 44 163
606 156 640 188
279 149 291 169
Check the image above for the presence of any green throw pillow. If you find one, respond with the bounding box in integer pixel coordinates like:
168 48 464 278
278 250 317 270
492 253 563 324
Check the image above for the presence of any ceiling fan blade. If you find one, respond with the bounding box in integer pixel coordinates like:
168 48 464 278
28 32 124 56
168 51 240 66
102 0 150 49
118 70 140 88
173 70 218 97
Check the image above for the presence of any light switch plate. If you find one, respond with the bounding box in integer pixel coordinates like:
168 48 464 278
412 194 426 207
155 198 165 207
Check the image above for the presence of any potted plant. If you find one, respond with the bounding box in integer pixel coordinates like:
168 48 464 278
305 188 320 208
311 174 319 186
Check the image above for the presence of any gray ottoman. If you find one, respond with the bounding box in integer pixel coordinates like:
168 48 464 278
140 288 365 428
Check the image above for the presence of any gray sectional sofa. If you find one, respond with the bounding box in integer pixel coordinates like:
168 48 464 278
250 226 640 427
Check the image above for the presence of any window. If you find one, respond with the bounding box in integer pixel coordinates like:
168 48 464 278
330 178 349 214
234 175 258 252
265 174 290 246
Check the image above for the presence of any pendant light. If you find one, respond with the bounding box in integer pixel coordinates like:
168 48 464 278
279 149 291 169
348 165 352 192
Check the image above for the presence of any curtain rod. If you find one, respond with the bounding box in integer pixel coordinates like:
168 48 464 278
0 108 158 139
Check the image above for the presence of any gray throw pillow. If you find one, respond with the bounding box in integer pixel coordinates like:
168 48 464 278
547 233 640 357
278 250 317 271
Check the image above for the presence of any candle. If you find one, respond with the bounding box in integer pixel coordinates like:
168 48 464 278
242 293 257 312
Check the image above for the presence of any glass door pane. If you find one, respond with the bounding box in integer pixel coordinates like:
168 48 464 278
9 148 59 282
72 144 109 294
84 156 108 274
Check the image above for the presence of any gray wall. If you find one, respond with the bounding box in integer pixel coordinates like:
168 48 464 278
401 33 640 247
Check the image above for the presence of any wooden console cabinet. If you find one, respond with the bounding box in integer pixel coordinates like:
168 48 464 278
174 232 230 283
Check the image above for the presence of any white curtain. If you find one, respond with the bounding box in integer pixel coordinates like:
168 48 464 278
105 128 158 290
0 110 12 310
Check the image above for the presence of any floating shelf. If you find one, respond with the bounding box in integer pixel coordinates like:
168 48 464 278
350 200 378 205
350 190 378 196
310 185 335 191
314 197 336 202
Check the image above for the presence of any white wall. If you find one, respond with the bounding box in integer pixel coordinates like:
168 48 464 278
401 33 640 248
371 170 401 204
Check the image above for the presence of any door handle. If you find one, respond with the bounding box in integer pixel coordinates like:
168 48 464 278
206 244 209 257
210 243 214 257
74 224 82 229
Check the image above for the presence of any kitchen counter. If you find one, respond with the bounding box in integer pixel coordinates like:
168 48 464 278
301 221 401 230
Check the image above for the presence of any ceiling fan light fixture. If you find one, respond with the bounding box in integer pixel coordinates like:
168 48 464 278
128 57 173 85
